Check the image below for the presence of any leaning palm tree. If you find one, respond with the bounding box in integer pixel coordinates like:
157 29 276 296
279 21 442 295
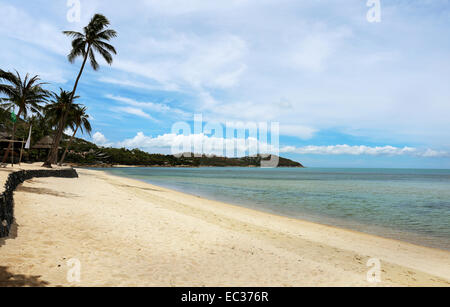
58 105 92 166
0 70 49 164
44 14 117 167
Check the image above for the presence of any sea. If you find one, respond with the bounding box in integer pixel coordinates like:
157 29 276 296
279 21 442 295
100 167 450 251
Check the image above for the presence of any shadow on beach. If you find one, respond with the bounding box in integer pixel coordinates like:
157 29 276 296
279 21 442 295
16 186 79 198
0 266 49 287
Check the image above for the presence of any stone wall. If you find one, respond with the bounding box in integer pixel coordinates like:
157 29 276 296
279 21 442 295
0 168 78 238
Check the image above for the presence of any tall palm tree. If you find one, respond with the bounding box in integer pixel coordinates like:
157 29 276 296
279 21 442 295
44 14 117 167
0 70 49 164
58 105 92 166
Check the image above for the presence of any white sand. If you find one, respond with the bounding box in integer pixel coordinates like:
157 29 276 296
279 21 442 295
0 167 449 287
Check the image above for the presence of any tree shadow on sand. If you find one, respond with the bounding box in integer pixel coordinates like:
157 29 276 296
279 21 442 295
0 266 49 287
16 186 79 198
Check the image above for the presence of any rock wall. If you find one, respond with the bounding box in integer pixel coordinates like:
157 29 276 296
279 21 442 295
0 168 78 238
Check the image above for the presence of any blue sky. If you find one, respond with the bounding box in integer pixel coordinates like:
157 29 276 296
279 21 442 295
1 0 450 168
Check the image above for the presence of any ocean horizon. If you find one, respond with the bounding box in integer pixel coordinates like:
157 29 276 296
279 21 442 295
99 167 450 251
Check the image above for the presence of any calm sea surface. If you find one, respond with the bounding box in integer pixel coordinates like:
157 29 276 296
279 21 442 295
100 167 450 250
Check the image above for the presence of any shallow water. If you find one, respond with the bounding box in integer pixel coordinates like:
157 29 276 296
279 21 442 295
101 167 450 251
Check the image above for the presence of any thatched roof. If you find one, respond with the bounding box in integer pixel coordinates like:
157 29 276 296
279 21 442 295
0 131 25 144
32 136 61 149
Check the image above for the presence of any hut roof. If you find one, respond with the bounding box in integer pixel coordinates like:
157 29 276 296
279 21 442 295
32 136 61 149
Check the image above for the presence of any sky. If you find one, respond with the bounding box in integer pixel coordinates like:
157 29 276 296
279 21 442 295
1 0 450 168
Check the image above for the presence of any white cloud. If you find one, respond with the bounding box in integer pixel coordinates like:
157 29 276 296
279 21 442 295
111 106 156 121
197 99 317 140
290 27 352 73
291 36 333 72
92 131 449 159
64 128 74 136
98 77 180 92
421 149 450 158
141 0 253 16
0 3 68 56
280 145 449 158
112 31 248 96
279 125 317 140
116 132 276 157
106 95 191 119
92 132 111 147
0 3 70 84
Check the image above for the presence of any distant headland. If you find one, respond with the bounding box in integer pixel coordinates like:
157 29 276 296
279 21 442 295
36 136 304 168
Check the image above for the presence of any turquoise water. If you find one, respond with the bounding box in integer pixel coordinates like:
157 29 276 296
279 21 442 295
101 167 450 251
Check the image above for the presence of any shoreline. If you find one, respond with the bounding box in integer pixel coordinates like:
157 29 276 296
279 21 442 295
0 167 449 286
73 164 450 171
101 168 450 254
100 167 450 252
70 164 305 169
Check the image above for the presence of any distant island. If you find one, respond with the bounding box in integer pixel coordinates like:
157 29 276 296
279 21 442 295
63 137 304 168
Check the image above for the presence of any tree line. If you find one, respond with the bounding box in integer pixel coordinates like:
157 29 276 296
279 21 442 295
0 13 303 168
0 14 117 167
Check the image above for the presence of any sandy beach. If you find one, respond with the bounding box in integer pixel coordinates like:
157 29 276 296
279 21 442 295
0 167 449 287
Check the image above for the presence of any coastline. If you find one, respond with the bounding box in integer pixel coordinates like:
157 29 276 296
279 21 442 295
69 164 305 169
101 169 450 253
0 167 449 286
100 166 450 252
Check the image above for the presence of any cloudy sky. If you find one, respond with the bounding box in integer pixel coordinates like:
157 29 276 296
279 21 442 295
1 0 450 168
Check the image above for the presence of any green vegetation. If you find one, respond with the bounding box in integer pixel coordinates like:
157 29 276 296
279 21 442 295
0 13 303 168
0 14 116 168
0 70 50 163
61 137 303 167
59 105 92 166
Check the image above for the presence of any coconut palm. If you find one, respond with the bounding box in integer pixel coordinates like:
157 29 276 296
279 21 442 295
44 89 80 129
44 13 117 167
58 105 92 166
0 70 49 164
43 89 80 162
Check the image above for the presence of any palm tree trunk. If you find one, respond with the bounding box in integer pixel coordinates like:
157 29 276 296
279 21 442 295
58 126 78 166
43 45 91 168
70 44 91 102
2 108 23 164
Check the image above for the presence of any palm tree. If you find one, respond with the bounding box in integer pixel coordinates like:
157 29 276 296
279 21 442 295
44 89 80 163
44 90 80 129
44 14 117 167
0 70 49 164
58 105 92 166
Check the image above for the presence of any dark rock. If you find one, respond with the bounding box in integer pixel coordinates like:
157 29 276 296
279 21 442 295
0 168 78 237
